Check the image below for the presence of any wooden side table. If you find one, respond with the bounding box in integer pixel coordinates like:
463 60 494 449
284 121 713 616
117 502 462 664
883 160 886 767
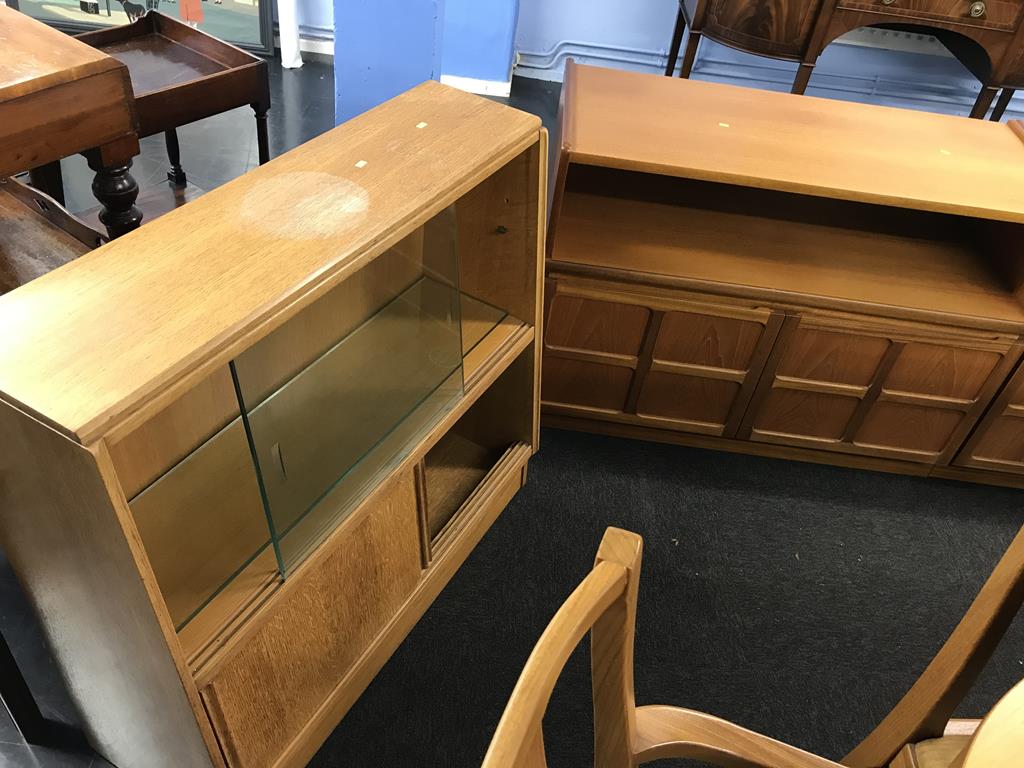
77 12 271 198
666 0 1024 119
0 6 141 238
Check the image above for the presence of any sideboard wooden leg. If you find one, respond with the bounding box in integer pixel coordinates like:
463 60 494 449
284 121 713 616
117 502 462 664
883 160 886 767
970 86 998 119
990 88 1015 121
85 150 142 239
665 8 686 76
679 31 702 79
792 64 815 95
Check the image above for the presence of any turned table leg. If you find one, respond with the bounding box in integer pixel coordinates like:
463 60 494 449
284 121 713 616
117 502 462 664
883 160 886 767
165 129 187 187
665 7 686 76
970 86 998 119
990 88 1016 121
85 149 142 239
253 103 271 165
1 630 46 745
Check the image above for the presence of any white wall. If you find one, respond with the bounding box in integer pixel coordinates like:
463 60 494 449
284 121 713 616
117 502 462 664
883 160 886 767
514 0 677 80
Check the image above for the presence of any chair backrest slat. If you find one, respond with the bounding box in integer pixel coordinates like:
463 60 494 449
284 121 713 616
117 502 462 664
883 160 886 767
481 546 633 768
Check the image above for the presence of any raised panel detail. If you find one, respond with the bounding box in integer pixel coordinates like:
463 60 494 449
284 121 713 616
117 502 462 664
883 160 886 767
704 0 824 57
653 311 764 369
753 389 860 440
956 360 1024 473
745 315 1019 465
885 343 1001 400
200 471 421 768
542 357 634 412
635 372 740 429
962 416 1024 469
776 328 890 386
855 403 964 454
546 295 649 355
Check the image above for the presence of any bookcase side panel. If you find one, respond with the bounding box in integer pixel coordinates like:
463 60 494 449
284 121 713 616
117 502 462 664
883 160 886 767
0 401 216 768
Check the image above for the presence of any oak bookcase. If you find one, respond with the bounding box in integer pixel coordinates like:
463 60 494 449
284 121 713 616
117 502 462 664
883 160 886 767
544 62 1024 488
0 82 545 767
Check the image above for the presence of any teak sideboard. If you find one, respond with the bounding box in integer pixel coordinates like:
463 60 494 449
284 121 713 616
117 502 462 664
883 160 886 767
666 0 1024 119
0 82 545 768
544 62 1024 488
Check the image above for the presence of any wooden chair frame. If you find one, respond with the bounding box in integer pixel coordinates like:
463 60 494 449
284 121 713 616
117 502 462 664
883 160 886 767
483 526 1024 768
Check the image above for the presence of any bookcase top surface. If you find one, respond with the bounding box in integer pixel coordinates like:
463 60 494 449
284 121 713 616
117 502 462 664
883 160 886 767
561 62 1024 223
0 81 541 443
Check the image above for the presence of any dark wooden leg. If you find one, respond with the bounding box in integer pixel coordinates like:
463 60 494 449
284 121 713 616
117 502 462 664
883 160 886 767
679 31 702 79
665 8 686 76
1 630 46 745
792 63 815 95
970 86 998 119
165 129 186 187
253 104 270 165
990 88 1016 121
85 150 142 239
27 162 64 206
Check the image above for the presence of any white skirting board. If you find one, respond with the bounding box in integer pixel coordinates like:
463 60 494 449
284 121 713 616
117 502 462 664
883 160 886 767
439 74 513 98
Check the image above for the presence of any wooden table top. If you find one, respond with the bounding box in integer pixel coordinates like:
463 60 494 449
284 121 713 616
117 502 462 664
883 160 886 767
0 6 123 101
0 81 542 444
561 62 1024 223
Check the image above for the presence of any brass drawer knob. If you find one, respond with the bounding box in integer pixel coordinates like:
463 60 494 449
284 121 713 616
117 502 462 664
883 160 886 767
970 0 986 16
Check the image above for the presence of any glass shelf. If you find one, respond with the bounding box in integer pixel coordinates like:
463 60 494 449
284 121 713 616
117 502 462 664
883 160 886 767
237 276 466 571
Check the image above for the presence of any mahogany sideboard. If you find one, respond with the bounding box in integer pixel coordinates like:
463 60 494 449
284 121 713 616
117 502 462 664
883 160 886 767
0 82 545 767
666 0 1024 119
544 62 1024 488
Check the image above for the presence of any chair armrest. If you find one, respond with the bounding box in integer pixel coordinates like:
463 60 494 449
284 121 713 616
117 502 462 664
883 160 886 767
634 705 845 768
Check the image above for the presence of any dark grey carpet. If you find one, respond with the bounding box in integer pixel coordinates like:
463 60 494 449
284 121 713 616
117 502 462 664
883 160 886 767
309 427 1024 768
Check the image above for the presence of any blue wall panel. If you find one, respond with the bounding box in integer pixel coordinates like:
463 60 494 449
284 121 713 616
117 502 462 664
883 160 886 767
441 0 519 83
334 0 445 124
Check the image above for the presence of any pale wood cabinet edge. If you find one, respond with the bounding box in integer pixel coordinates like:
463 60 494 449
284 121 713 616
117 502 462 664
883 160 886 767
1 125 544 447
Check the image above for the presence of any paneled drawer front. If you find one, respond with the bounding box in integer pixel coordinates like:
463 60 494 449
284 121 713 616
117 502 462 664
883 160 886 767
704 0 824 57
543 279 783 437
836 0 1023 30
956 360 1024 473
743 313 1021 465
200 470 421 768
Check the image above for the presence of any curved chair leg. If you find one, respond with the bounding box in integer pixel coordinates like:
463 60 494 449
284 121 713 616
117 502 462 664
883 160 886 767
990 88 1015 122
665 8 686 76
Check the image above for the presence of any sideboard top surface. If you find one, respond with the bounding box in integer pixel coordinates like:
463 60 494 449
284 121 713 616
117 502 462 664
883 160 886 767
561 62 1024 223
0 80 541 444
0 6 123 101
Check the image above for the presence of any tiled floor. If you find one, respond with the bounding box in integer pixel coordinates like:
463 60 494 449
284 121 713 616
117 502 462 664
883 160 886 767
0 60 557 767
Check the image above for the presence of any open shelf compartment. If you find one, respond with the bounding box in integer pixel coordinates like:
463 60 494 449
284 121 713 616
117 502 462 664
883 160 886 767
553 165 1024 329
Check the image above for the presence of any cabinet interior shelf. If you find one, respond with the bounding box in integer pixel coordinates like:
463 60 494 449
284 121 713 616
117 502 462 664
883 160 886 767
552 166 1024 328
